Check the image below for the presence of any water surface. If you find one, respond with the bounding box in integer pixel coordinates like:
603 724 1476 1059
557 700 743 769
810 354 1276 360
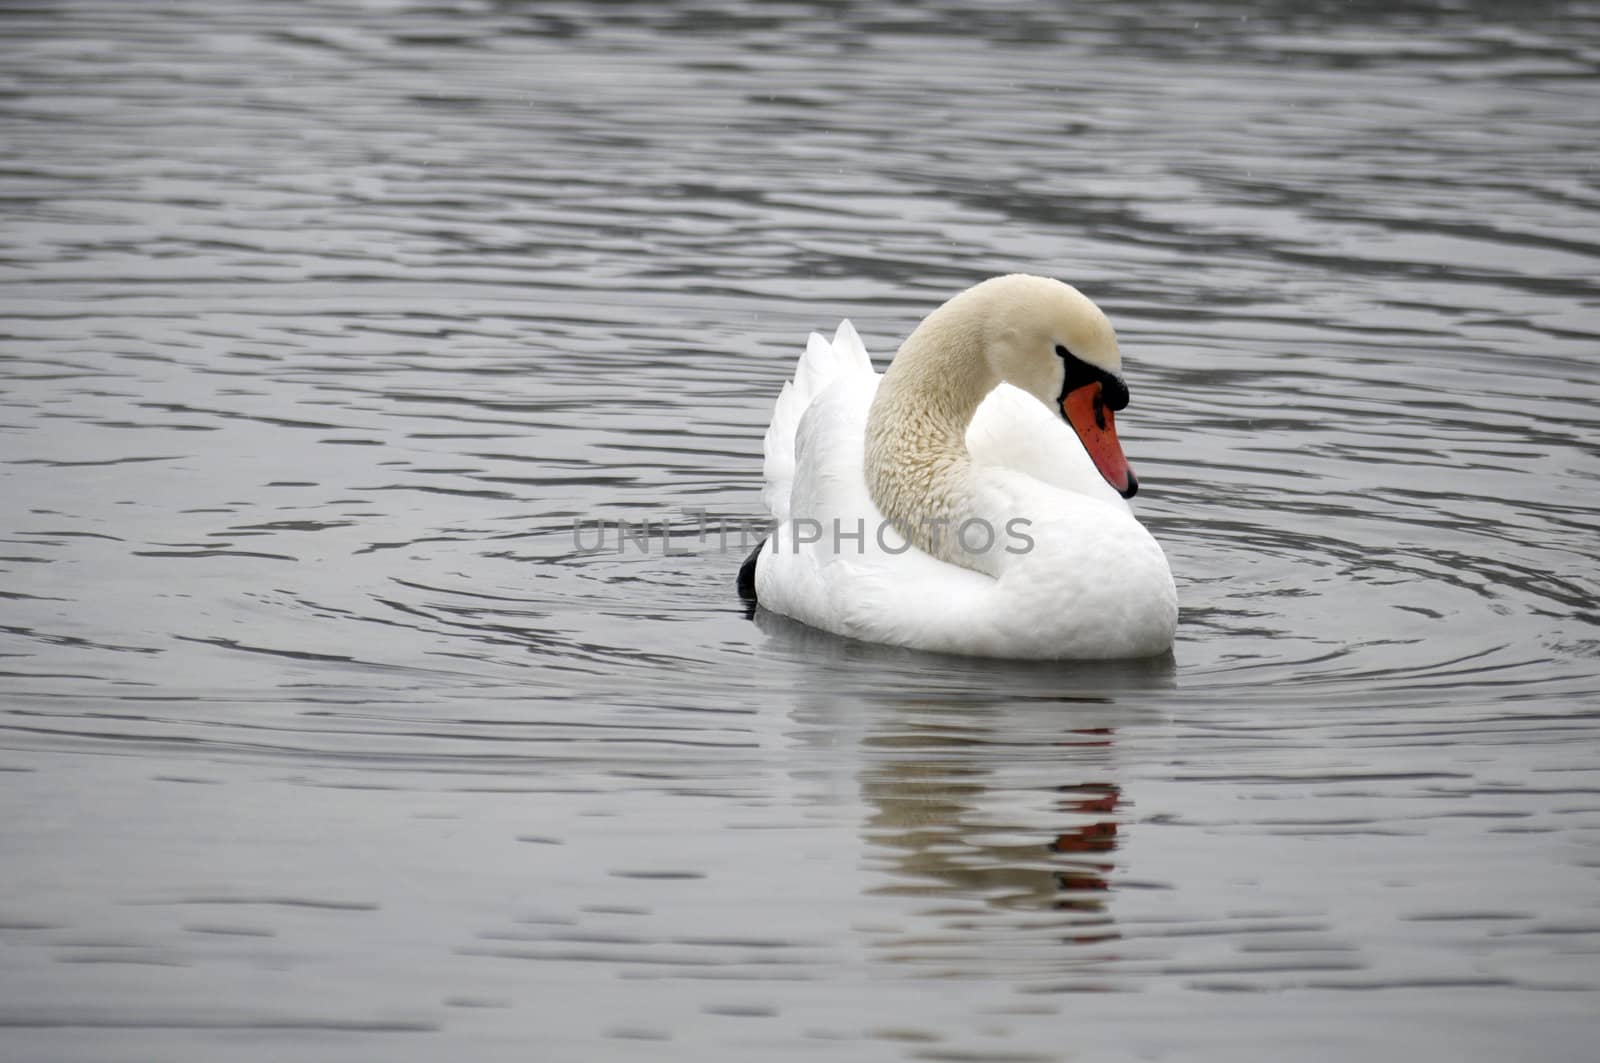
2 2 1599 1060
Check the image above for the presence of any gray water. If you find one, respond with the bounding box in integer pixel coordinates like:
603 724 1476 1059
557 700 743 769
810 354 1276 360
3 2 1599 1060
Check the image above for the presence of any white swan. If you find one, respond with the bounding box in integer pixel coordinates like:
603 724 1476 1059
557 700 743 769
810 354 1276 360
739 274 1177 660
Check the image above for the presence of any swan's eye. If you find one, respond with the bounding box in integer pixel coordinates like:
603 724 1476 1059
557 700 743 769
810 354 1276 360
1056 345 1131 412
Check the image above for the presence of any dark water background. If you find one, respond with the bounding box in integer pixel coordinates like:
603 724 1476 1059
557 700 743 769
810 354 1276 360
2 2 1598 1060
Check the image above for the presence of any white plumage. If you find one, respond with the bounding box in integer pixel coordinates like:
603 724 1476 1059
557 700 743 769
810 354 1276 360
746 276 1178 660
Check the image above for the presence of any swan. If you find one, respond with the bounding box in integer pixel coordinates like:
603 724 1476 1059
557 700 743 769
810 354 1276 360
738 274 1177 660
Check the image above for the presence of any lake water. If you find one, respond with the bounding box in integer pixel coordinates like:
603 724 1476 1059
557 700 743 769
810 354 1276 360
2 2 1599 1060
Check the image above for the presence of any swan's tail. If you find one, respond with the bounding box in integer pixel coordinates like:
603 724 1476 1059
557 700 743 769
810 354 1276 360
762 320 873 522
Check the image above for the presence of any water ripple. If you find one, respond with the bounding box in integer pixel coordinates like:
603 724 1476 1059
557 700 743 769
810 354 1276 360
3 2 1599 1060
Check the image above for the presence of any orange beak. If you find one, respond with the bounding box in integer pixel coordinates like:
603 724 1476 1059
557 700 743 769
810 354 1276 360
1062 381 1138 498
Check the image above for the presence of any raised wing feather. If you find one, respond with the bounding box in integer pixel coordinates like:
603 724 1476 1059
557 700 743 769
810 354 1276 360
762 320 874 522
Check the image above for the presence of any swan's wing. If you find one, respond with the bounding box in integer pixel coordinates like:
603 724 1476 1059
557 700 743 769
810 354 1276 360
966 382 1130 509
762 320 875 523
755 370 878 625
757 370 996 645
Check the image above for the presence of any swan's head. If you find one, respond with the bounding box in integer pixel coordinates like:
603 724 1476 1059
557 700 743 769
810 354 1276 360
971 274 1138 499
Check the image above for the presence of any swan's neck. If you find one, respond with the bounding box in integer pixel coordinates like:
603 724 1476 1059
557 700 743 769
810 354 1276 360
864 313 999 574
